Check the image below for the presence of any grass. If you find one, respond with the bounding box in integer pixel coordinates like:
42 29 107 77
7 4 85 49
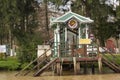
103 53 120 64
0 57 21 70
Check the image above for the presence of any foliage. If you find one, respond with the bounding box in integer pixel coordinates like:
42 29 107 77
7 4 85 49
103 54 120 64
0 53 6 60
0 0 43 63
71 0 118 46
16 33 42 63
0 0 120 65
0 57 20 70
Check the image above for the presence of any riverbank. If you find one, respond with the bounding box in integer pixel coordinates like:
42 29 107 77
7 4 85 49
0 53 120 72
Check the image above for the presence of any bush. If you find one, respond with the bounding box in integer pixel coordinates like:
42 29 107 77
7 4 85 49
0 57 20 70
0 53 6 60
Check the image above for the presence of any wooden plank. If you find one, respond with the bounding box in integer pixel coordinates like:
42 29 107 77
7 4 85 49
33 58 58 77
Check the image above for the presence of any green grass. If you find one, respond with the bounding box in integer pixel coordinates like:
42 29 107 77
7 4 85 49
103 53 120 64
0 57 21 70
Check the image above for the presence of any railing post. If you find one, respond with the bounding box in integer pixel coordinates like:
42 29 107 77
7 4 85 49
98 54 102 73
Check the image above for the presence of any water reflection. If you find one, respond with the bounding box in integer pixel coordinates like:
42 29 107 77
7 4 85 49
0 71 120 80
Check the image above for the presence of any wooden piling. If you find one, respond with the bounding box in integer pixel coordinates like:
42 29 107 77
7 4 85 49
91 62 95 74
76 62 80 74
98 55 102 73
73 57 77 74
56 63 60 75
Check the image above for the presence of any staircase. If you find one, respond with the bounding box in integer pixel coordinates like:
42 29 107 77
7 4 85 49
102 57 120 73
15 48 54 76
33 57 58 76
101 51 120 73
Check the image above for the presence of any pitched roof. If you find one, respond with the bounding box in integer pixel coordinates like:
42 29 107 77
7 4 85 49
51 11 94 23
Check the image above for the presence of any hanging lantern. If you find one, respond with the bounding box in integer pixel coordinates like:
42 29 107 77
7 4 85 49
68 19 78 29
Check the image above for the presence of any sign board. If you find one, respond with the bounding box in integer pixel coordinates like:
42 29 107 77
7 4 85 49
0 45 6 53
68 19 78 29
79 39 91 44
37 45 51 58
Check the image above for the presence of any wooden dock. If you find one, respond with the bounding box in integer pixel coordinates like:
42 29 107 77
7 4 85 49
53 56 99 75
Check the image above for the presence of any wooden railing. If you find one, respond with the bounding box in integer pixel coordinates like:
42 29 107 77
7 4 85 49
15 48 51 76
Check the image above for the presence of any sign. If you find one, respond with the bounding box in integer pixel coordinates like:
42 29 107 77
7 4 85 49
0 45 6 53
37 45 51 58
68 19 78 29
89 33 94 40
79 39 91 44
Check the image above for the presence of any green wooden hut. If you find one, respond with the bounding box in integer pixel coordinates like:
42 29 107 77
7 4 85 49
51 11 94 58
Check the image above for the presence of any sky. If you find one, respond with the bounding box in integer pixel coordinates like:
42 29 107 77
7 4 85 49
36 0 119 11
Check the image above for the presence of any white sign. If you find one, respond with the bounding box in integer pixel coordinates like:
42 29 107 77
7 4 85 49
37 45 51 58
0 45 6 53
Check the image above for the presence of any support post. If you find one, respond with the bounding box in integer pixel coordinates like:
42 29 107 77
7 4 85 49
91 62 95 74
76 62 80 74
73 57 77 74
78 26 81 48
57 63 61 75
98 55 102 73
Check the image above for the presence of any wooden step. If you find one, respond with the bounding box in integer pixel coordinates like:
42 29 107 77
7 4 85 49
33 58 58 77
102 58 120 73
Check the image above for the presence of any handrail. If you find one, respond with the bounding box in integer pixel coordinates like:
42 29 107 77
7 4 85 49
102 54 120 67
100 47 120 64
23 51 53 76
15 48 51 76
102 57 120 72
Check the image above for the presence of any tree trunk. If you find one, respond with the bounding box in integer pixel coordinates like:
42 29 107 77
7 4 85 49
45 0 49 40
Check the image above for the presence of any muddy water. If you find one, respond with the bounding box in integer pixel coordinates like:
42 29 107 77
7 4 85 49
0 71 120 80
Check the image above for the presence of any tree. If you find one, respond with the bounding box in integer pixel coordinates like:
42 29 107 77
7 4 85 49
50 0 118 47
0 0 42 63
12 0 42 63
90 0 117 46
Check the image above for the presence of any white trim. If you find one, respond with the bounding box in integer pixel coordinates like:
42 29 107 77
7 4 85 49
65 27 67 42
51 11 94 24
72 12 94 22
78 25 82 48
85 24 89 39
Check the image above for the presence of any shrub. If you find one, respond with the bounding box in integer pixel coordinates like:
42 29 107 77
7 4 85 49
0 57 20 70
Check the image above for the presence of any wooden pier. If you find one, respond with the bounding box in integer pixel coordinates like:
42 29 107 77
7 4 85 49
53 56 100 75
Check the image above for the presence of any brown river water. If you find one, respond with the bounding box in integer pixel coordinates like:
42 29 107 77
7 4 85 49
0 71 120 80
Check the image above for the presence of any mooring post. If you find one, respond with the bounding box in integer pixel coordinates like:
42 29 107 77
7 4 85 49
56 62 61 75
98 54 102 73
91 62 95 74
73 57 77 74
76 62 80 74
